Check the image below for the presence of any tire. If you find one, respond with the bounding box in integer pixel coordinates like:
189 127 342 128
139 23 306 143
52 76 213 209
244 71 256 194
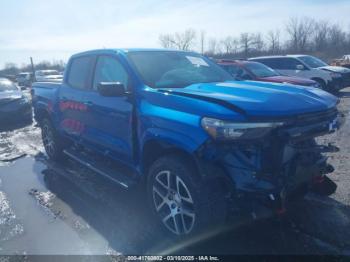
313 79 327 90
147 155 228 237
41 118 68 161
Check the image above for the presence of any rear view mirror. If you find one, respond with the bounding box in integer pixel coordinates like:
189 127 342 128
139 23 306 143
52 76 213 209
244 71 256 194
97 82 126 97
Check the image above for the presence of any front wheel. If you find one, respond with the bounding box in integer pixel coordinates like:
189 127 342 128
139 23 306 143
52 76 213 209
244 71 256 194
147 155 228 236
313 79 327 90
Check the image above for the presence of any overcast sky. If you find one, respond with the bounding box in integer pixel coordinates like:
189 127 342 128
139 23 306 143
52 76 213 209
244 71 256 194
1 0 350 68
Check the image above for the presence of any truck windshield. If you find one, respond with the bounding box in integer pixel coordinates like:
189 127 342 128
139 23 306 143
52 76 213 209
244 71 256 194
245 62 280 78
127 51 233 88
298 56 328 68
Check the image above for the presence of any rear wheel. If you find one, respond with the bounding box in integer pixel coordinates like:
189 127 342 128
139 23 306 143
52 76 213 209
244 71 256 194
147 155 228 236
41 118 68 161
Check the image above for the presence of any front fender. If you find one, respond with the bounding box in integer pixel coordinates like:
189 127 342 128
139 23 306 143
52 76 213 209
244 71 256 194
141 127 207 154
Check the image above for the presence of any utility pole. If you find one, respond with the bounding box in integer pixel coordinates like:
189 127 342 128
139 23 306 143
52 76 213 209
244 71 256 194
30 57 36 82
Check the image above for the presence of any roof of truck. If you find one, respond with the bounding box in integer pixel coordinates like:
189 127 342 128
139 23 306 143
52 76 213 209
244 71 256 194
71 48 191 58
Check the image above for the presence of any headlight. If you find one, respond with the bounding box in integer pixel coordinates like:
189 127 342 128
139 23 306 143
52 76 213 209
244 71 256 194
201 117 284 141
330 72 341 78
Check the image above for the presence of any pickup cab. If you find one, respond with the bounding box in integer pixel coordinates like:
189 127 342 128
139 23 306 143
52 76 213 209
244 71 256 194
32 49 342 236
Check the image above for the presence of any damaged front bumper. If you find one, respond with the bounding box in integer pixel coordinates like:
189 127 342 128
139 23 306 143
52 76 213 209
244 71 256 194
196 108 344 216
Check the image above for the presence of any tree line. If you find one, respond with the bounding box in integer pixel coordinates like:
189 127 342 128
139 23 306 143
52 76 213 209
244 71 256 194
159 16 350 62
0 60 65 77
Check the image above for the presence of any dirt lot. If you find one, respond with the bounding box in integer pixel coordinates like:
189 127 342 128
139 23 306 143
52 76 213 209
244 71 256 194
0 88 350 257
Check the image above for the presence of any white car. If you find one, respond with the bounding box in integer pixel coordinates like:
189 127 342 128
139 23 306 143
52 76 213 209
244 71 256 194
35 70 63 82
249 55 350 92
16 72 33 87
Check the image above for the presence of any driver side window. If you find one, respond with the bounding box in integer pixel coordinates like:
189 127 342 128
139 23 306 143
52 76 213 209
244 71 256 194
93 56 129 91
237 68 252 80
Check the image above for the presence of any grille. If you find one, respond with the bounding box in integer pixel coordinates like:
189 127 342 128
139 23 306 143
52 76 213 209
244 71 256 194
290 108 338 127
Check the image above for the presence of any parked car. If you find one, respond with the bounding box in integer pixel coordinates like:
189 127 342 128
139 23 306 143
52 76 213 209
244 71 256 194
331 55 350 69
32 49 341 237
217 59 320 88
0 78 32 125
35 70 63 82
249 55 350 92
16 72 33 87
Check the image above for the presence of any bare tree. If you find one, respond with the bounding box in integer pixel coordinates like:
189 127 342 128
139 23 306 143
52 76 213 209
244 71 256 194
328 24 346 48
174 29 196 51
239 33 253 58
159 34 175 49
285 17 315 52
207 38 219 55
159 29 196 51
313 20 330 52
251 33 265 52
266 30 281 54
221 36 239 54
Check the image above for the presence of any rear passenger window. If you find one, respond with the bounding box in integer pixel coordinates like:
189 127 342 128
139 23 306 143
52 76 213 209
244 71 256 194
277 58 304 70
256 59 280 69
255 58 303 70
67 56 95 89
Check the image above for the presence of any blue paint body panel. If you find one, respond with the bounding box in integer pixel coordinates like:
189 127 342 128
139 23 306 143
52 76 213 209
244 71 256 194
32 49 339 200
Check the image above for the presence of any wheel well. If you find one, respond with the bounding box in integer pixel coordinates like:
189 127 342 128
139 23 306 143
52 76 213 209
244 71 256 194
142 140 198 176
311 77 326 86
34 108 50 124
142 140 233 197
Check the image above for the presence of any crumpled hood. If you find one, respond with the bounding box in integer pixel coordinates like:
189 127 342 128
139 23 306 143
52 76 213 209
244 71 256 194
319 66 350 73
160 81 338 118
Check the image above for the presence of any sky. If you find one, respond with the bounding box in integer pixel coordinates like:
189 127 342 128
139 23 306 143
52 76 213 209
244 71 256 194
0 0 350 68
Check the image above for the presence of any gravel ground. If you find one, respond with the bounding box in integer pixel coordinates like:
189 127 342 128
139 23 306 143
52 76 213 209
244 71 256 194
0 88 349 257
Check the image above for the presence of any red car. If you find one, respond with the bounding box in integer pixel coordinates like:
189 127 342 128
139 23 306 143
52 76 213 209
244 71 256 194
217 59 320 88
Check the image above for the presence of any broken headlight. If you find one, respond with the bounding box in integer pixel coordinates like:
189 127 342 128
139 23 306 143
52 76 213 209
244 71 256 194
201 117 284 141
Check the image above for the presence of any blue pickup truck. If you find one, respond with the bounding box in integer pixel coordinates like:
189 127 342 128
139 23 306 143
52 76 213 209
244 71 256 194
32 49 341 236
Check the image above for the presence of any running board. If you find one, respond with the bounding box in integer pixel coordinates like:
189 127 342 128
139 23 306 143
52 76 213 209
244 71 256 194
63 148 135 189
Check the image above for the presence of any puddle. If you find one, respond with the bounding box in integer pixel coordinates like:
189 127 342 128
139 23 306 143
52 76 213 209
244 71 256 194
0 182 24 242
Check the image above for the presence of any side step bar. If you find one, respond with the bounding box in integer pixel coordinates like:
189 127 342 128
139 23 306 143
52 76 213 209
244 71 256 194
63 149 135 189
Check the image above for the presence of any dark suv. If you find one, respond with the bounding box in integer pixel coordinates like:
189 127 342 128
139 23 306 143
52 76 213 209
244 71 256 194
217 59 319 88
249 55 349 92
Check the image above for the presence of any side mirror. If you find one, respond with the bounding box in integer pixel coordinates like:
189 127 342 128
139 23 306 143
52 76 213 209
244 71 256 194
97 82 126 97
20 86 27 90
296 64 305 70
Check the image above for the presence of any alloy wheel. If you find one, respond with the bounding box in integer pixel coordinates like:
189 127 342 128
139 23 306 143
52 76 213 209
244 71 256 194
152 170 196 235
42 123 55 157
